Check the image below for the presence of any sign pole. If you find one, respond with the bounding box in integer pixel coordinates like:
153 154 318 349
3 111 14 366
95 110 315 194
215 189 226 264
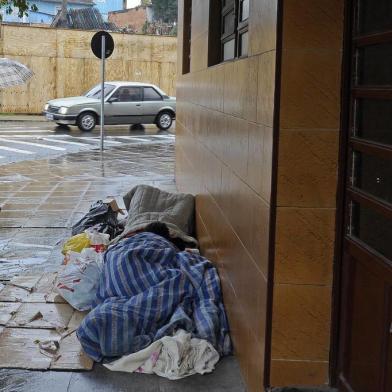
91 31 113 151
100 35 106 152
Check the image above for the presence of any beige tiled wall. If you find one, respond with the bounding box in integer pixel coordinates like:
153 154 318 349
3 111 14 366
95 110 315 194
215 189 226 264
177 0 345 389
176 1 278 390
270 0 344 386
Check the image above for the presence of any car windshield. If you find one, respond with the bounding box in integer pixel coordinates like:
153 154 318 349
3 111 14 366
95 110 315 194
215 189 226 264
85 84 116 99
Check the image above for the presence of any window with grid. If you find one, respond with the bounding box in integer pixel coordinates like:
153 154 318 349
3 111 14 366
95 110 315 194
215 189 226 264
221 0 249 61
182 0 192 74
209 0 249 65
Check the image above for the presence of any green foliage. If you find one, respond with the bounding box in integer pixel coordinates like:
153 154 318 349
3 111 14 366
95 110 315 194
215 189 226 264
0 0 38 20
151 0 177 23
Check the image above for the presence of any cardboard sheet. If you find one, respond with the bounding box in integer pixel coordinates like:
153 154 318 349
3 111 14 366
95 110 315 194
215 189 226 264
9 274 42 291
34 272 58 292
24 292 66 304
0 328 61 369
67 310 88 331
0 271 93 371
0 285 30 302
50 331 93 370
0 302 21 325
8 303 74 329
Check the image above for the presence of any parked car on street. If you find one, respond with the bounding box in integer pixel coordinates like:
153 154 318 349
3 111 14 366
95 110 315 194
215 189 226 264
43 82 176 132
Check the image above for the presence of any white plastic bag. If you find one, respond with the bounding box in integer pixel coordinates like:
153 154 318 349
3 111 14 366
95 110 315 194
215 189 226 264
86 229 110 253
56 248 103 311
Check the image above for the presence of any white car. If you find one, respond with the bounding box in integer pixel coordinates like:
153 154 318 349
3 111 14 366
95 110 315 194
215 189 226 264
43 81 176 132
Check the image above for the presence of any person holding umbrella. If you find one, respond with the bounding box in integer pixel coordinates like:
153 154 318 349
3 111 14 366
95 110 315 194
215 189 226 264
0 58 34 88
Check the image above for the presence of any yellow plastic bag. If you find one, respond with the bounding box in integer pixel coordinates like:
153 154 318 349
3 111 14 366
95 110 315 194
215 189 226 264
62 233 91 255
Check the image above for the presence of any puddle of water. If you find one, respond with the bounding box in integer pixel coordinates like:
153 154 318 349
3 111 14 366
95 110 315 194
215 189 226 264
0 243 53 280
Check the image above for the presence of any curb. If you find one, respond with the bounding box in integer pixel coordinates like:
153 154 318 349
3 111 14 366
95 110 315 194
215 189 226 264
0 116 46 122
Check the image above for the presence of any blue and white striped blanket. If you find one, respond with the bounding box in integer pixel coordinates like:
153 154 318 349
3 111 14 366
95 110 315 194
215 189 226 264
77 232 232 361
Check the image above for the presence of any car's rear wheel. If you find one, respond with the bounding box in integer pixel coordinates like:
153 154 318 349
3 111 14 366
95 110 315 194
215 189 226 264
77 112 96 132
156 111 173 130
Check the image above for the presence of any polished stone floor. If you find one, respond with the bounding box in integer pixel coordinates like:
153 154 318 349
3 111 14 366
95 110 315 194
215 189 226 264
0 134 246 392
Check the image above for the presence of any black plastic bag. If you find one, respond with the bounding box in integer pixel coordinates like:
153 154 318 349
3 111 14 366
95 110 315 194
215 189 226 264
71 201 121 239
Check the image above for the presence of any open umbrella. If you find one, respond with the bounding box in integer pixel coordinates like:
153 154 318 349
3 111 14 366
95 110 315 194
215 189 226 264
0 58 34 88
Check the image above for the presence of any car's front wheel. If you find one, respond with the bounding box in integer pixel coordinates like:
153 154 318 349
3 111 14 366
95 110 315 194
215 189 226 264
156 111 173 130
77 112 96 132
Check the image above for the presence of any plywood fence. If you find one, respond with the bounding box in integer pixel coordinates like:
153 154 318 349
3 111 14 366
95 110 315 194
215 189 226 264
0 24 177 113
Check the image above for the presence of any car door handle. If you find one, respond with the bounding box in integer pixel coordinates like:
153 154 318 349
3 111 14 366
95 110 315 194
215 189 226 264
136 104 141 107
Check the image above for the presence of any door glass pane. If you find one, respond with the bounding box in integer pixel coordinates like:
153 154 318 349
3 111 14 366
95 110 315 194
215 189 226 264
351 201 392 260
358 0 392 35
353 151 392 204
223 39 235 61
357 42 392 85
354 99 392 145
240 0 249 21
144 87 162 101
239 31 248 57
223 11 235 35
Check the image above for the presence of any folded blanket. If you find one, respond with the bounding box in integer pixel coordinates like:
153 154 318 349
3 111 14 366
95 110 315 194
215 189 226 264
77 232 231 362
112 185 197 247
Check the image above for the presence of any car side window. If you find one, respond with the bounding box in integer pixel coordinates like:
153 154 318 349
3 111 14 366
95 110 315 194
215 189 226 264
112 87 142 102
143 87 162 101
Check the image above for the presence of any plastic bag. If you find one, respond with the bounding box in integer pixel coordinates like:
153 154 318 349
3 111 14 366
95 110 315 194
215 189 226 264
86 230 110 253
56 248 103 311
62 233 91 255
71 200 121 239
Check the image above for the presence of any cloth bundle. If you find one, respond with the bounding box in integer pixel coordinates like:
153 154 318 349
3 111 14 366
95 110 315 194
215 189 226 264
77 232 231 362
104 329 220 379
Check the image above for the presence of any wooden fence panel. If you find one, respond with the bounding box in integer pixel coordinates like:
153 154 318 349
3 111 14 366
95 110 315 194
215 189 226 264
0 25 177 113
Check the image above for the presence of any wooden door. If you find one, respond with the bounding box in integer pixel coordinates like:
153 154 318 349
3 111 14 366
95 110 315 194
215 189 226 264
338 1 392 391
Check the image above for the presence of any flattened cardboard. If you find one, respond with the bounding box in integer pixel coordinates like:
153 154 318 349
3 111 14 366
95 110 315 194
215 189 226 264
0 285 30 302
0 272 93 371
0 302 21 325
34 272 58 292
9 274 42 291
67 310 88 331
8 303 74 329
24 292 66 304
103 198 124 215
50 331 93 370
0 328 61 369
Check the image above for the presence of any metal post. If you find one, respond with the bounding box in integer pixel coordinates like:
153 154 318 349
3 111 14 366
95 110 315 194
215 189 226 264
100 35 106 152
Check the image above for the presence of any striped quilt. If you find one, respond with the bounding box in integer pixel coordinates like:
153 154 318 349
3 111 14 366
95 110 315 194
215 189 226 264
77 232 232 361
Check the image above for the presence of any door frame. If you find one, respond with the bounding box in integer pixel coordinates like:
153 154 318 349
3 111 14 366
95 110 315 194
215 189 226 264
332 0 392 388
330 0 354 386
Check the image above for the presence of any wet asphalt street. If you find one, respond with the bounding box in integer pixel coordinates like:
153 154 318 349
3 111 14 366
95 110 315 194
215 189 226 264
0 120 245 392
0 121 175 165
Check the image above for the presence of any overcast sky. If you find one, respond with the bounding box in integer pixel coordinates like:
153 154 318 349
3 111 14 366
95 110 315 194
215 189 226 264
126 0 142 8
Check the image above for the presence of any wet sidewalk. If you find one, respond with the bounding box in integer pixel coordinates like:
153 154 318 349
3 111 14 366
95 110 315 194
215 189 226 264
0 140 246 391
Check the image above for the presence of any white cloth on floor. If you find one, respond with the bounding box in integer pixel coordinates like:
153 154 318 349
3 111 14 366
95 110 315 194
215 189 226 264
104 329 220 380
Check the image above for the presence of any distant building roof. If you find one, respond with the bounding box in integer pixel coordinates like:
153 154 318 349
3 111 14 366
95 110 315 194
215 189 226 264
51 7 120 30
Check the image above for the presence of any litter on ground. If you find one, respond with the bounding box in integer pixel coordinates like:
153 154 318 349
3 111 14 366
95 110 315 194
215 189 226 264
0 185 232 379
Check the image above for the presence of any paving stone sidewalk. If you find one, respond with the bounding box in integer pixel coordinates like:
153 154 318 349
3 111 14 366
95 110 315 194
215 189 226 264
0 140 246 392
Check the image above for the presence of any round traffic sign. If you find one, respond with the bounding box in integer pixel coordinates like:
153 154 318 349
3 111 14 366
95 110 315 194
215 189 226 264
91 31 114 59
